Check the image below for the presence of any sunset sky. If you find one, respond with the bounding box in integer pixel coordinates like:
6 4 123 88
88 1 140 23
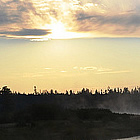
0 0 140 93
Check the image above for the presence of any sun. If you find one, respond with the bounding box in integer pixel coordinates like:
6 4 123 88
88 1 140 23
49 21 67 39
42 20 94 39
42 19 70 39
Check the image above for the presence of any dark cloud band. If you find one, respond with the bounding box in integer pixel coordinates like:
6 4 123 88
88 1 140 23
0 29 51 36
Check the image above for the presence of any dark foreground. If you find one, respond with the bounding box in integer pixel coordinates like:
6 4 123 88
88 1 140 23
0 108 140 140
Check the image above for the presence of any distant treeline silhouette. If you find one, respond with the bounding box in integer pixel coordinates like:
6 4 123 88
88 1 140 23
0 85 140 114
1 85 140 95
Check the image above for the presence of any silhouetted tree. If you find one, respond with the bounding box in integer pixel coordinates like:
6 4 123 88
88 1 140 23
131 89 134 94
86 88 89 94
82 88 85 94
105 90 107 95
70 90 73 95
100 89 103 95
66 90 68 95
134 87 138 94
108 89 113 95
123 87 130 94
1 86 11 95
95 89 99 95
114 88 116 93
50 89 54 94
117 87 120 93
55 90 58 94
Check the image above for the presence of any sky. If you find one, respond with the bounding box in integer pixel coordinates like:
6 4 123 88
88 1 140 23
1 0 140 39
0 0 140 93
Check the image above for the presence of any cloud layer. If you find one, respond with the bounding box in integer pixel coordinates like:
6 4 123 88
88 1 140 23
0 29 51 36
1 0 140 39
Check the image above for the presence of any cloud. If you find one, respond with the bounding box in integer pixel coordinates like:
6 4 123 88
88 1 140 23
75 12 140 35
0 0 51 39
96 70 131 75
60 71 67 73
69 0 140 36
0 0 36 26
98 68 112 72
44 68 52 70
75 66 112 71
1 0 140 39
30 38 50 42
70 0 140 36
0 29 51 36
73 66 78 70
80 67 97 71
22 73 43 78
73 66 130 75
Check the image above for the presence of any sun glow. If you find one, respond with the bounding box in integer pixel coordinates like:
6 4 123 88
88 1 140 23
43 20 93 39
49 21 67 39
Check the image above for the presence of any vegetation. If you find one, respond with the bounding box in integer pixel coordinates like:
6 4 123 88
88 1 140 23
0 105 140 140
0 86 140 139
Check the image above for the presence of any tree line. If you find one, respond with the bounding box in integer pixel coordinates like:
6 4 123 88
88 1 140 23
1 85 140 96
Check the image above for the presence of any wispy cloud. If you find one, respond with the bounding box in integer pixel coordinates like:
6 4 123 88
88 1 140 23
75 12 140 35
73 66 78 70
73 66 130 75
60 71 67 73
30 38 50 42
74 66 110 71
22 73 43 78
96 70 131 75
80 67 97 71
98 68 112 72
44 68 52 70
